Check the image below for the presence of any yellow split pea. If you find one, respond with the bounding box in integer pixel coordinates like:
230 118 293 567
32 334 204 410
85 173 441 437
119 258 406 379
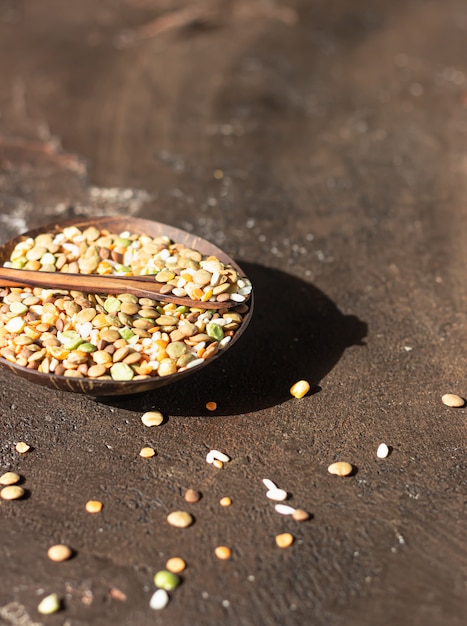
290 380 310 398
275 533 294 548
15 442 30 454
85 500 103 513
214 546 232 560
166 557 187 573
328 461 353 477
140 447 156 458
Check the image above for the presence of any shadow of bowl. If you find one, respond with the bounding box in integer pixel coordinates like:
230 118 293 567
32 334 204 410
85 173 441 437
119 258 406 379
102 262 367 415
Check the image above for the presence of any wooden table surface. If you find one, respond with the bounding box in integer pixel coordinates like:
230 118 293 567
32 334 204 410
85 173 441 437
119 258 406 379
0 1 465 625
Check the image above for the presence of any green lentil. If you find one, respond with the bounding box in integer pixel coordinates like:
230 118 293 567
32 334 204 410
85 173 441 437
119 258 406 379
206 322 224 342
104 297 121 313
37 593 61 615
153 570 180 591
110 362 134 381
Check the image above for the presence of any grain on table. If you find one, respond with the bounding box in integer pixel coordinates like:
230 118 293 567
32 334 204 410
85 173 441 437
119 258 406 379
441 393 465 408
167 511 194 528
85 499 103 513
292 508 310 522
149 589 169 610
214 546 232 560
109 587 127 602
139 446 156 458
266 488 288 501
275 533 294 548
328 461 353 476
47 544 73 562
37 593 61 615
0 471 20 486
141 410 164 426
0 485 24 500
166 557 186 573
376 443 390 459
275 504 296 515
154 570 180 590
290 380 310 398
184 488 201 503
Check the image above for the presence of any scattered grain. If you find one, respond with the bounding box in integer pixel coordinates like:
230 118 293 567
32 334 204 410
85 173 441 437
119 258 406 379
275 533 294 548
47 544 73 562
85 500 103 513
262 478 278 491
206 449 231 464
214 546 232 560
328 461 353 476
206 401 217 411
290 380 310 398
213 459 224 469
109 587 127 602
274 504 296 515
184 488 201 503
166 557 186 574
15 442 30 454
441 393 465 408
37 593 61 615
376 443 390 459
149 589 169 610
141 411 164 427
0 471 20 486
292 508 310 522
219 497 232 507
167 511 194 528
139 446 156 458
0 485 25 500
266 488 288 501
154 570 180 590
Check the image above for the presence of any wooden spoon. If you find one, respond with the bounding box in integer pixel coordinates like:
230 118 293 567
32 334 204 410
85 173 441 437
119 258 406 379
0 267 249 310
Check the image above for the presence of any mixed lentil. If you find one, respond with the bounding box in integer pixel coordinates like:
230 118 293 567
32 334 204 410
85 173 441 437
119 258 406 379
0 225 251 382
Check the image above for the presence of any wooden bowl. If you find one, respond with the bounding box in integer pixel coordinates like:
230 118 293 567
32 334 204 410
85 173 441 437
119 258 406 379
0 216 253 396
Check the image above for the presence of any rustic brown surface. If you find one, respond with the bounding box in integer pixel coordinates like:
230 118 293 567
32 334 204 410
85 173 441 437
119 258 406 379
0 1 466 625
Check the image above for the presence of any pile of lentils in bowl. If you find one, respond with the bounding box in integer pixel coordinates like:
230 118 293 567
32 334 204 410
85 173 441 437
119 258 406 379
0 225 252 381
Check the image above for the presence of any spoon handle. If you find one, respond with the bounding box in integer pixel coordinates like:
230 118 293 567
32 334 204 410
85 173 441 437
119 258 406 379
0 267 238 310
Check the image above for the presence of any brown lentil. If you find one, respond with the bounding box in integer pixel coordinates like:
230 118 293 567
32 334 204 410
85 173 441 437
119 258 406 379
184 488 202 503
292 508 310 522
0 226 252 382
109 587 127 602
47 544 73 562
